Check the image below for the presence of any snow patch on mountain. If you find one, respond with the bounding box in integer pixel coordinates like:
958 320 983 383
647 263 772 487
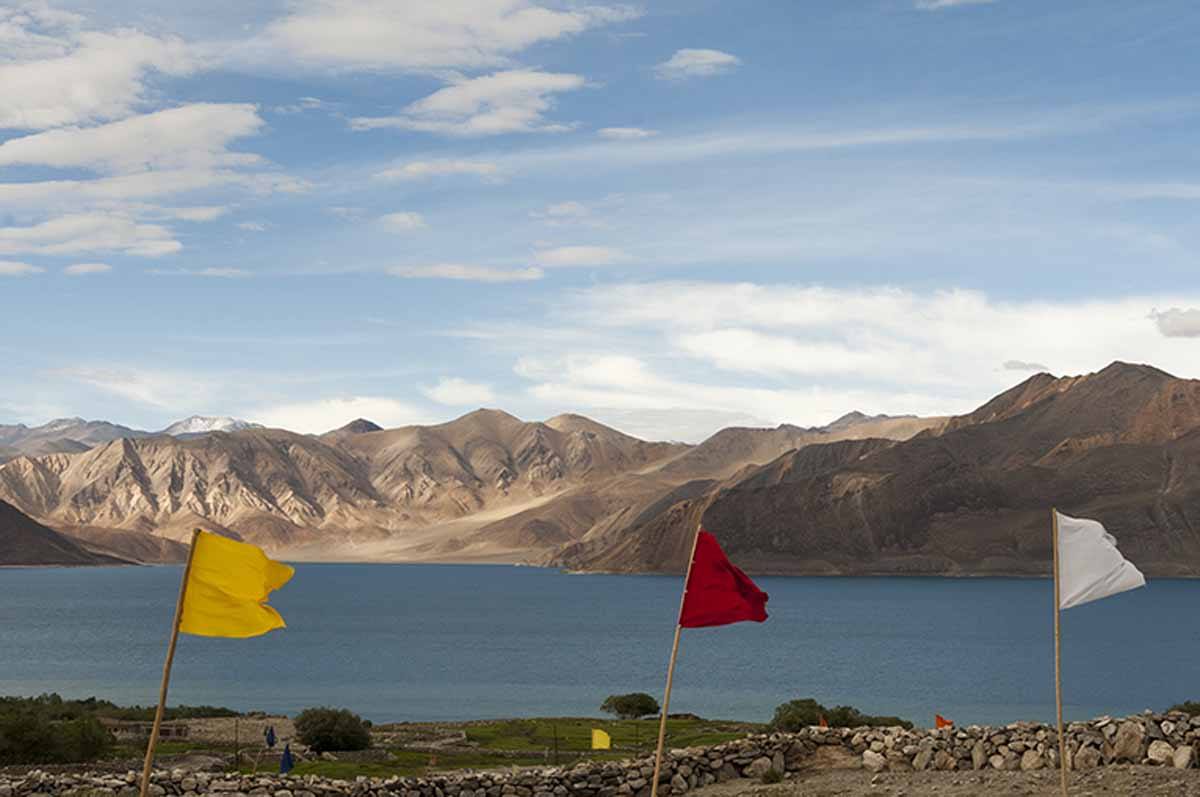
161 416 263 436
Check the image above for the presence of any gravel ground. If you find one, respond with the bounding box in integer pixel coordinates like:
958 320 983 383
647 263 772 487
694 766 1200 796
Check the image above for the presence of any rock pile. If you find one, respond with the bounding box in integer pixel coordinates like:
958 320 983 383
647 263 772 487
1 712 1195 797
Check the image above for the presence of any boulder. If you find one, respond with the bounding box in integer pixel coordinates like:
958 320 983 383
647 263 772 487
1074 746 1102 771
1147 740 1175 765
1108 721 1145 762
1019 751 1044 771
1173 746 1194 770
743 758 772 779
861 750 886 773
971 742 987 771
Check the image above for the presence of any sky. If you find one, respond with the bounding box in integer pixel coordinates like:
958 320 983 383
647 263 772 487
2 0 1199 442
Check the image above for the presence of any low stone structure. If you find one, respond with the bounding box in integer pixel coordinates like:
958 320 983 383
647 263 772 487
2 712 1196 797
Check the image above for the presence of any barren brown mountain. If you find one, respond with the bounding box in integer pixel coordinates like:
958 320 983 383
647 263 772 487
554 362 1200 577
0 499 127 567
0 409 688 561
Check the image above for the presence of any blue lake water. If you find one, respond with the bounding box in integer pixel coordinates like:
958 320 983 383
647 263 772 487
1 564 1196 727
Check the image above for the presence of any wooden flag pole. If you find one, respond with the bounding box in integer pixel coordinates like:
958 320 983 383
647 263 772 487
650 525 703 797
1052 509 1069 797
139 529 200 797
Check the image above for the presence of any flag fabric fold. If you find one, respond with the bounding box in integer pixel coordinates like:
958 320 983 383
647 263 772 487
678 531 768 628
935 714 953 729
591 729 611 750
279 743 294 774
179 531 294 638
1055 511 1145 610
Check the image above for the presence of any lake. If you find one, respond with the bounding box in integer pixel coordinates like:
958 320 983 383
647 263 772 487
0 564 1195 727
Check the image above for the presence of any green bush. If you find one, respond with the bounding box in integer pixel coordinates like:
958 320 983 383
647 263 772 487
761 768 783 784
295 707 371 752
769 698 912 732
600 693 660 720
0 709 113 764
1169 701 1200 715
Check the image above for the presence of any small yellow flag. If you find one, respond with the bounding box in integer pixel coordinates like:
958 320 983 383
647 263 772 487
591 729 611 750
179 531 294 638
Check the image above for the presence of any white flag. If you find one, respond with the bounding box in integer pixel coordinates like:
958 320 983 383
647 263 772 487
1056 511 1145 610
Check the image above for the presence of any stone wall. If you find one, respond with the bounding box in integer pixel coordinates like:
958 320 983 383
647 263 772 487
2 712 1196 797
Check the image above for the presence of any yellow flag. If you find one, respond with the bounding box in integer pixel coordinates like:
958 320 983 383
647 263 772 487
591 729 611 750
179 531 294 638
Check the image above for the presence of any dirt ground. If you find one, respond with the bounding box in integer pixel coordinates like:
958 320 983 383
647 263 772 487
695 766 1200 796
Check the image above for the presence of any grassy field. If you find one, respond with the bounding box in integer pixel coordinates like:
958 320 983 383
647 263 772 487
272 717 762 779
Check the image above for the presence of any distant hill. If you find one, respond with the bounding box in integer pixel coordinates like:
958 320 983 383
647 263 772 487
326 418 384 435
553 362 1200 577
0 418 150 462
0 499 127 566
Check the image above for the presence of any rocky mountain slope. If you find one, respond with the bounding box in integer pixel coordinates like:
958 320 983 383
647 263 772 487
554 362 1200 577
0 499 127 566
0 410 689 559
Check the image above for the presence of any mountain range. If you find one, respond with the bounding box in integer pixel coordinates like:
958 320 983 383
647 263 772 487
2 362 1198 576
0 415 261 464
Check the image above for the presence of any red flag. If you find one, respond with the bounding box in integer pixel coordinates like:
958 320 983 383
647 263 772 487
678 531 768 628
935 714 953 729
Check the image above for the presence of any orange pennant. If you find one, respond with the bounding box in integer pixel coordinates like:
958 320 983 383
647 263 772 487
935 714 954 729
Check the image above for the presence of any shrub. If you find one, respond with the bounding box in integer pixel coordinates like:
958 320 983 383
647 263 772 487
761 768 783 785
1170 701 1200 715
0 709 113 764
769 698 912 732
295 707 371 752
600 693 660 720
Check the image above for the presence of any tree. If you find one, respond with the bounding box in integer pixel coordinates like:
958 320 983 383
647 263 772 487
770 698 911 732
294 707 371 752
601 693 660 719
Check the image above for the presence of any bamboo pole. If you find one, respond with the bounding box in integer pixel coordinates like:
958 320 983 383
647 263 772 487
650 525 703 797
1053 509 1069 797
139 529 200 797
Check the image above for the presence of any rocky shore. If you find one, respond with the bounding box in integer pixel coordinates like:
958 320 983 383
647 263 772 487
3 711 1198 797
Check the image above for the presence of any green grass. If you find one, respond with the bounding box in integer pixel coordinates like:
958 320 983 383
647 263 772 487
234 717 761 779
464 717 758 754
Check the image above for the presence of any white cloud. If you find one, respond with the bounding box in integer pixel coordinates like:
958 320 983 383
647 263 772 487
378 212 428 232
375 160 500 181
351 70 585 136
0 104 264 174
169 206 229 222
0 261 44 276
422 377 497 406
0 213 180 257
597 127 658 140
147 267 250 278
1151 308 1200 338
655 49 741 81
0 20 196 130
492 281 1200 440
274 96 324 114
1002 359 1049 372
64 262 112 276
53 365 215 408
534 201 590 219
388 264 544 282
533 245 630 267
237 221 268 232
916 0 995 9
261 0 638 71
254 396 433 434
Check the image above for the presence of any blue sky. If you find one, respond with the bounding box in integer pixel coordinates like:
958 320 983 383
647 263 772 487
2 0 1199 441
